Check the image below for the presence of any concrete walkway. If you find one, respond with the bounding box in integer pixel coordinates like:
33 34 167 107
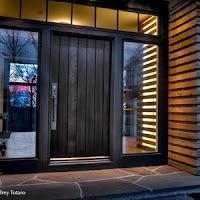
0 165 199 199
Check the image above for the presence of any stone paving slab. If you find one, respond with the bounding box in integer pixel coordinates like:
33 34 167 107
0 182 80 200
79 179 148 198
36 169 130 183
0 165 199 200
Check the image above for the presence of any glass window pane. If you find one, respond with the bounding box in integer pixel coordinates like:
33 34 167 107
122 42 158 154
0 0 20 18
0 29 38 159
139 14 158 35
21 0 46 21
72 4 95 27
48 1 71 24
96 7 117 30
118 11 138 32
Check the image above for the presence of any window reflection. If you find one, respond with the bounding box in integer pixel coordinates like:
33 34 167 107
122 42 158 154
0 29 38 159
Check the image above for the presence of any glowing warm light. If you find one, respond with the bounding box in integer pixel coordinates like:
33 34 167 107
55 18 71 24
142 130 156 135
142 105 156 109
142 142 156 149
142 99 156 103
143 71 156 77
143 78 156 84
142 137 156 142
145 27 157 34
142 118 156 122
141 16 155 25
142 19 157 30
142 124 156 129
143 58 157 66
143 52 157 60
143 65 157 72
143 44 149 47
143 46 157 54
142 85 156 90
139 18 158 151
142 92 156 96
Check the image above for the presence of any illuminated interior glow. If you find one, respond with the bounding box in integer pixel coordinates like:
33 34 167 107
143 65 156 72
145 27 157 34
142 105 156 109
143 52 157 59
143 85 156 90
142 118 156 122
143 78 156 84
142 137 156 142
142 124 156 129
141 16 155 25
142 98 156 103
142 91 156 96
142 143 156 149
142 112 156 116
142 130 156 135
143 46 157 54
142 19 157 30
143 71 156 77
143 58 157 66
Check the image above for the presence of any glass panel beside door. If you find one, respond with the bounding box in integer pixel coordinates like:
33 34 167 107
0 28 38 159
122 42 158 154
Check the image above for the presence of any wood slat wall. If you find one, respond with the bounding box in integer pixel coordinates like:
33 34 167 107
137 16 158 151
169 0 200 175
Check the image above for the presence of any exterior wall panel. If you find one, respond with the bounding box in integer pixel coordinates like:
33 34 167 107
169 0 200 175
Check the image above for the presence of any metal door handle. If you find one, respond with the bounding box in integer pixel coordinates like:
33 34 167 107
51 83 57 130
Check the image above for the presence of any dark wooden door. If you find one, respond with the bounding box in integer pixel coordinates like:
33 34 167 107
50 34 111 158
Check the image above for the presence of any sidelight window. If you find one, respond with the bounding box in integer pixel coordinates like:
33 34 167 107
0 29 38 159
122 42 158 154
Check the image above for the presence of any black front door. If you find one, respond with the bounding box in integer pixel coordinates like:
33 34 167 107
50 34 111 158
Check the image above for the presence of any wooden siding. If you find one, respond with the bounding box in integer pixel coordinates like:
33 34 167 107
169 0 200 175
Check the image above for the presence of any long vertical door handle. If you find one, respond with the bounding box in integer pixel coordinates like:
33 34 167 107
51 83 57 131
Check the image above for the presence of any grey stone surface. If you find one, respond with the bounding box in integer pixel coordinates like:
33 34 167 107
37 168 130 183
0 173 37 186
0 182 80 200
79 179 148 197
0 165 199 199
136 172 200 191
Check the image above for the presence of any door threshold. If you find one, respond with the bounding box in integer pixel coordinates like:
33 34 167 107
49 156 111 166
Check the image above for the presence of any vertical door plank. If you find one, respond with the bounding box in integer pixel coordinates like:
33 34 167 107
68 37 78 157
77 38 87 156
86 39 95 156
50 35 60 157
103 40 111 155
57 36 69 157
95 40 104 155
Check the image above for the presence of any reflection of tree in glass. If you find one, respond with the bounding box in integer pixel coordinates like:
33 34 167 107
9 64 37 108
10 64 37 83
124 44 143 97
0 28 38 131
9 85 31 107
0 29 38 62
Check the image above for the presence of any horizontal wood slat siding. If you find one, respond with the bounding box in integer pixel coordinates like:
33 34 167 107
169 0 200 175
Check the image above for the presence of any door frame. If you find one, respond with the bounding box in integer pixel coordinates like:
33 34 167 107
0 5 168 172
47 23 168 169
